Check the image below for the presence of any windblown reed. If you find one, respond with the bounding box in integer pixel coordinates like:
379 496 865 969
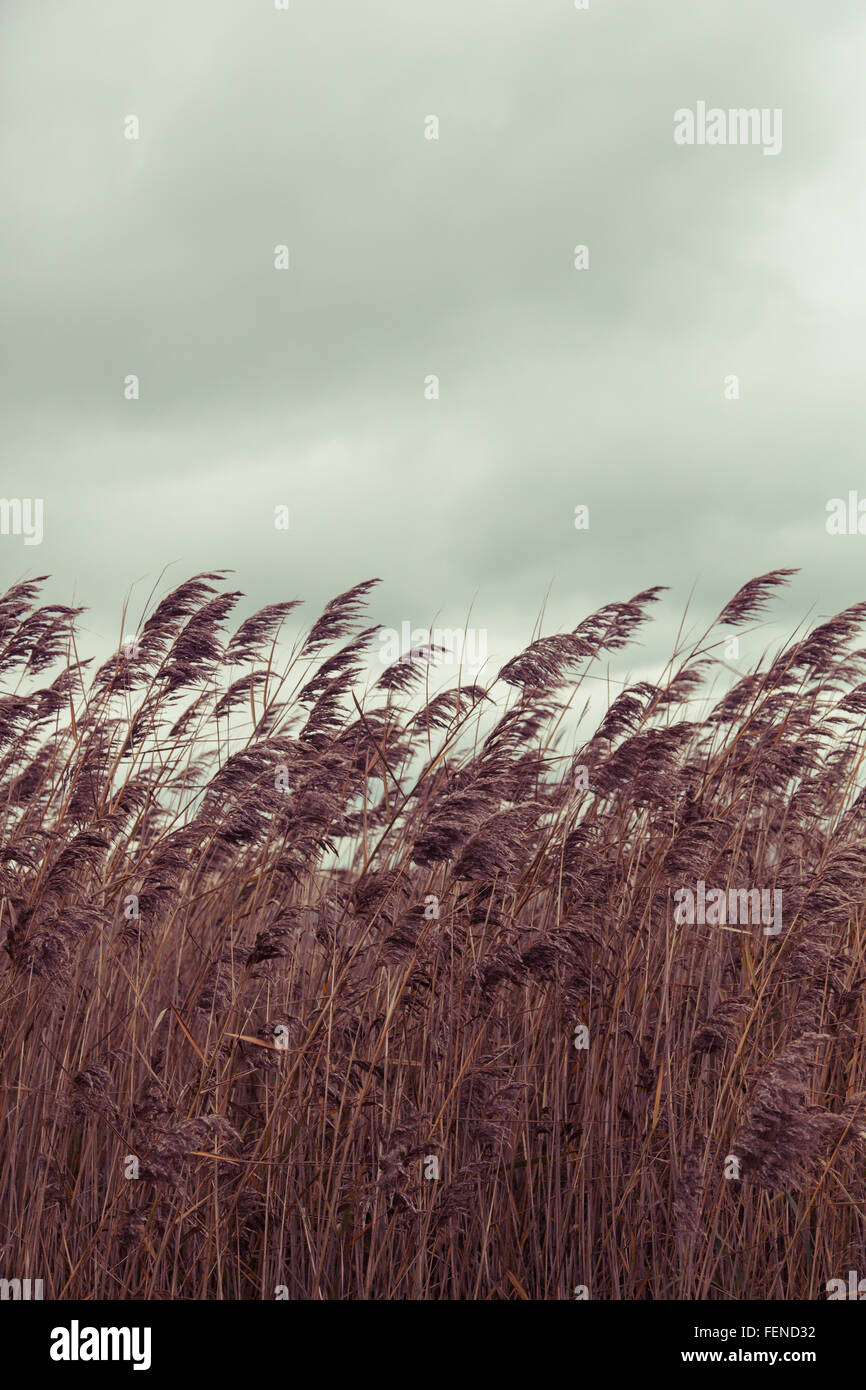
2 567 866 1299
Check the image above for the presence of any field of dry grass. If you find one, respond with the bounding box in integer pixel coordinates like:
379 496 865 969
3 567 866 1299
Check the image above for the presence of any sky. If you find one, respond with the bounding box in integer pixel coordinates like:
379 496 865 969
2 0 866 691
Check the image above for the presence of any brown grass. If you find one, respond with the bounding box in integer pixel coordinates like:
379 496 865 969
3 566 866 1299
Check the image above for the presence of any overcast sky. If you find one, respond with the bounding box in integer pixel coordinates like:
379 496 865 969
2 0 866 687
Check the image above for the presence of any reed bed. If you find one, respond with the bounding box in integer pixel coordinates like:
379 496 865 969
2 566 866 1299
